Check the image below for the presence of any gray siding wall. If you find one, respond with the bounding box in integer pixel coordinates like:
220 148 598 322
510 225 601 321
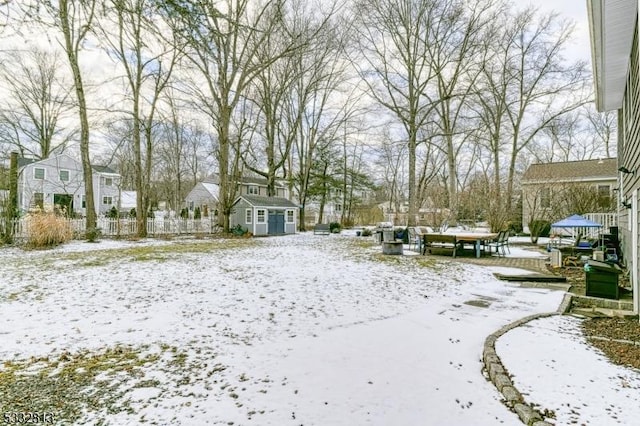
230 201 248 231
284 221 296 234
620 24 640 266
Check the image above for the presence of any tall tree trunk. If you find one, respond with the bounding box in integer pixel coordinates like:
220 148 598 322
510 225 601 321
59 0 96 235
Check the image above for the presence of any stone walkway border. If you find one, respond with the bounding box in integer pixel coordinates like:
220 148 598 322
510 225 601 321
482 293 573 426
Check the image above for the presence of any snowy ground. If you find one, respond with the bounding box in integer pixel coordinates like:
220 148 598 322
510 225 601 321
0 232 637 425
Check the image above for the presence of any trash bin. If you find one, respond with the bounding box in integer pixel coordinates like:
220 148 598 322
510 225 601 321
584 259 623 299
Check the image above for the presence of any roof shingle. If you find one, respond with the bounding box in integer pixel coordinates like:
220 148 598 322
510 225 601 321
522 158 617 182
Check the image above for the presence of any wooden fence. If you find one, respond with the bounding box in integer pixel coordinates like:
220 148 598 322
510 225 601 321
8 217 222 240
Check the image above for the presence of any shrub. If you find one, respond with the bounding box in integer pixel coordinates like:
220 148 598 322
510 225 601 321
106 206 118 219
26 209 73 248
329 222 341 233
194 206 201 219
231 224 247 236
85 227 102 243
361 228 372 237
528 219 551 244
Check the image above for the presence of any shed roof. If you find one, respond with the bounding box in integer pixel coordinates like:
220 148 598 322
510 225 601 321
236 195 298 209
521 158 617 183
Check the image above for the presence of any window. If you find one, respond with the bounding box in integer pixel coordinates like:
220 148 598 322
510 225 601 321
540 188 551 208
34 168 45 180
82 195 86 209
189 201 194 211
103 177 113 186
286 210 294 223
33 192 44 209
335 204 342 212
246 209 252 224
103 196 113 205
247 185 259 195
598 185 611 208
257 209 266 223
59 170 69 182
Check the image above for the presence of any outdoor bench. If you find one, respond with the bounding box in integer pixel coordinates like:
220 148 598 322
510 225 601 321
422 233 459 257
313 223 331 235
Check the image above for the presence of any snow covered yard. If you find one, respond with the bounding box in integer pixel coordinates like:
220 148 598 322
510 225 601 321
1 233 567 425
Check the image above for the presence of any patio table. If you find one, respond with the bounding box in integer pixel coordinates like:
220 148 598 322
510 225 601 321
451 233 498 258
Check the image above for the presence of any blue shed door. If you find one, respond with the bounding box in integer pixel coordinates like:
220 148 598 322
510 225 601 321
268 211 285 234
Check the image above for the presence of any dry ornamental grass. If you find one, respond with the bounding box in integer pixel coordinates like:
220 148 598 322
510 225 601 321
25 209 73 249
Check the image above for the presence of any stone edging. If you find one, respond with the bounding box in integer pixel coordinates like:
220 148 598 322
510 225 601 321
482 293 573 426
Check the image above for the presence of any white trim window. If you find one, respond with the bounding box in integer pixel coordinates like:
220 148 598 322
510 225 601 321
247 185 259 195
102 177 113 186
245 208 252 224
59 169 70 182
257 209 266 223
34 167 45 180
33 192 44 208
103 196 113 205
286 209 294 223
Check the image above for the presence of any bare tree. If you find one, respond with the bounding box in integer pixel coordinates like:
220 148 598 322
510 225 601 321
97 0 181 235
352 0 440 226
0 48 76 159
242 0 334 196
155 95 210 212
163 0 303 232
29 0 99 234
374 133 406 224
422 0 497 219
500 8 588 210
584 106 617 158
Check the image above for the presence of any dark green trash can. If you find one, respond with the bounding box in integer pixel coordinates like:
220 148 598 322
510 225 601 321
585 260 622 299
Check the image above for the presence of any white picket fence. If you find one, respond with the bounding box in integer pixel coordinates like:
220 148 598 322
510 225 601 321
9 217 222 240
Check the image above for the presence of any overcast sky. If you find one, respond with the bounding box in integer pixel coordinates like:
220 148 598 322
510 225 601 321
532 0 591 64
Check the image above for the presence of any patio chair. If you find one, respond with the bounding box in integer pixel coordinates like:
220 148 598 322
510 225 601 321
407 227 421 252
487 230 508 257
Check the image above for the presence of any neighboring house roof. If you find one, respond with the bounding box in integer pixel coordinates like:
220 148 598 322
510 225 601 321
92 165 118 174
201 182 220 201
17 158 37 168
587 0 638 111
18 155 118 175
235 195 298 209
204 174 286 188
521 158 617 184
120 191 137 209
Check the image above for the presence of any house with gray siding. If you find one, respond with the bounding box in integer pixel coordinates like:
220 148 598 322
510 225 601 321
18 154 125 217
588 0 639 312
230 195 297 236
185 174 290 218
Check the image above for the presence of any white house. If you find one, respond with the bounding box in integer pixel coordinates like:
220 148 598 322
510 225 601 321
17 154 126 217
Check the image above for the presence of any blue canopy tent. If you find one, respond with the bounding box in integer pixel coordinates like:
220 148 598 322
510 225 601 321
551 214 603 243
